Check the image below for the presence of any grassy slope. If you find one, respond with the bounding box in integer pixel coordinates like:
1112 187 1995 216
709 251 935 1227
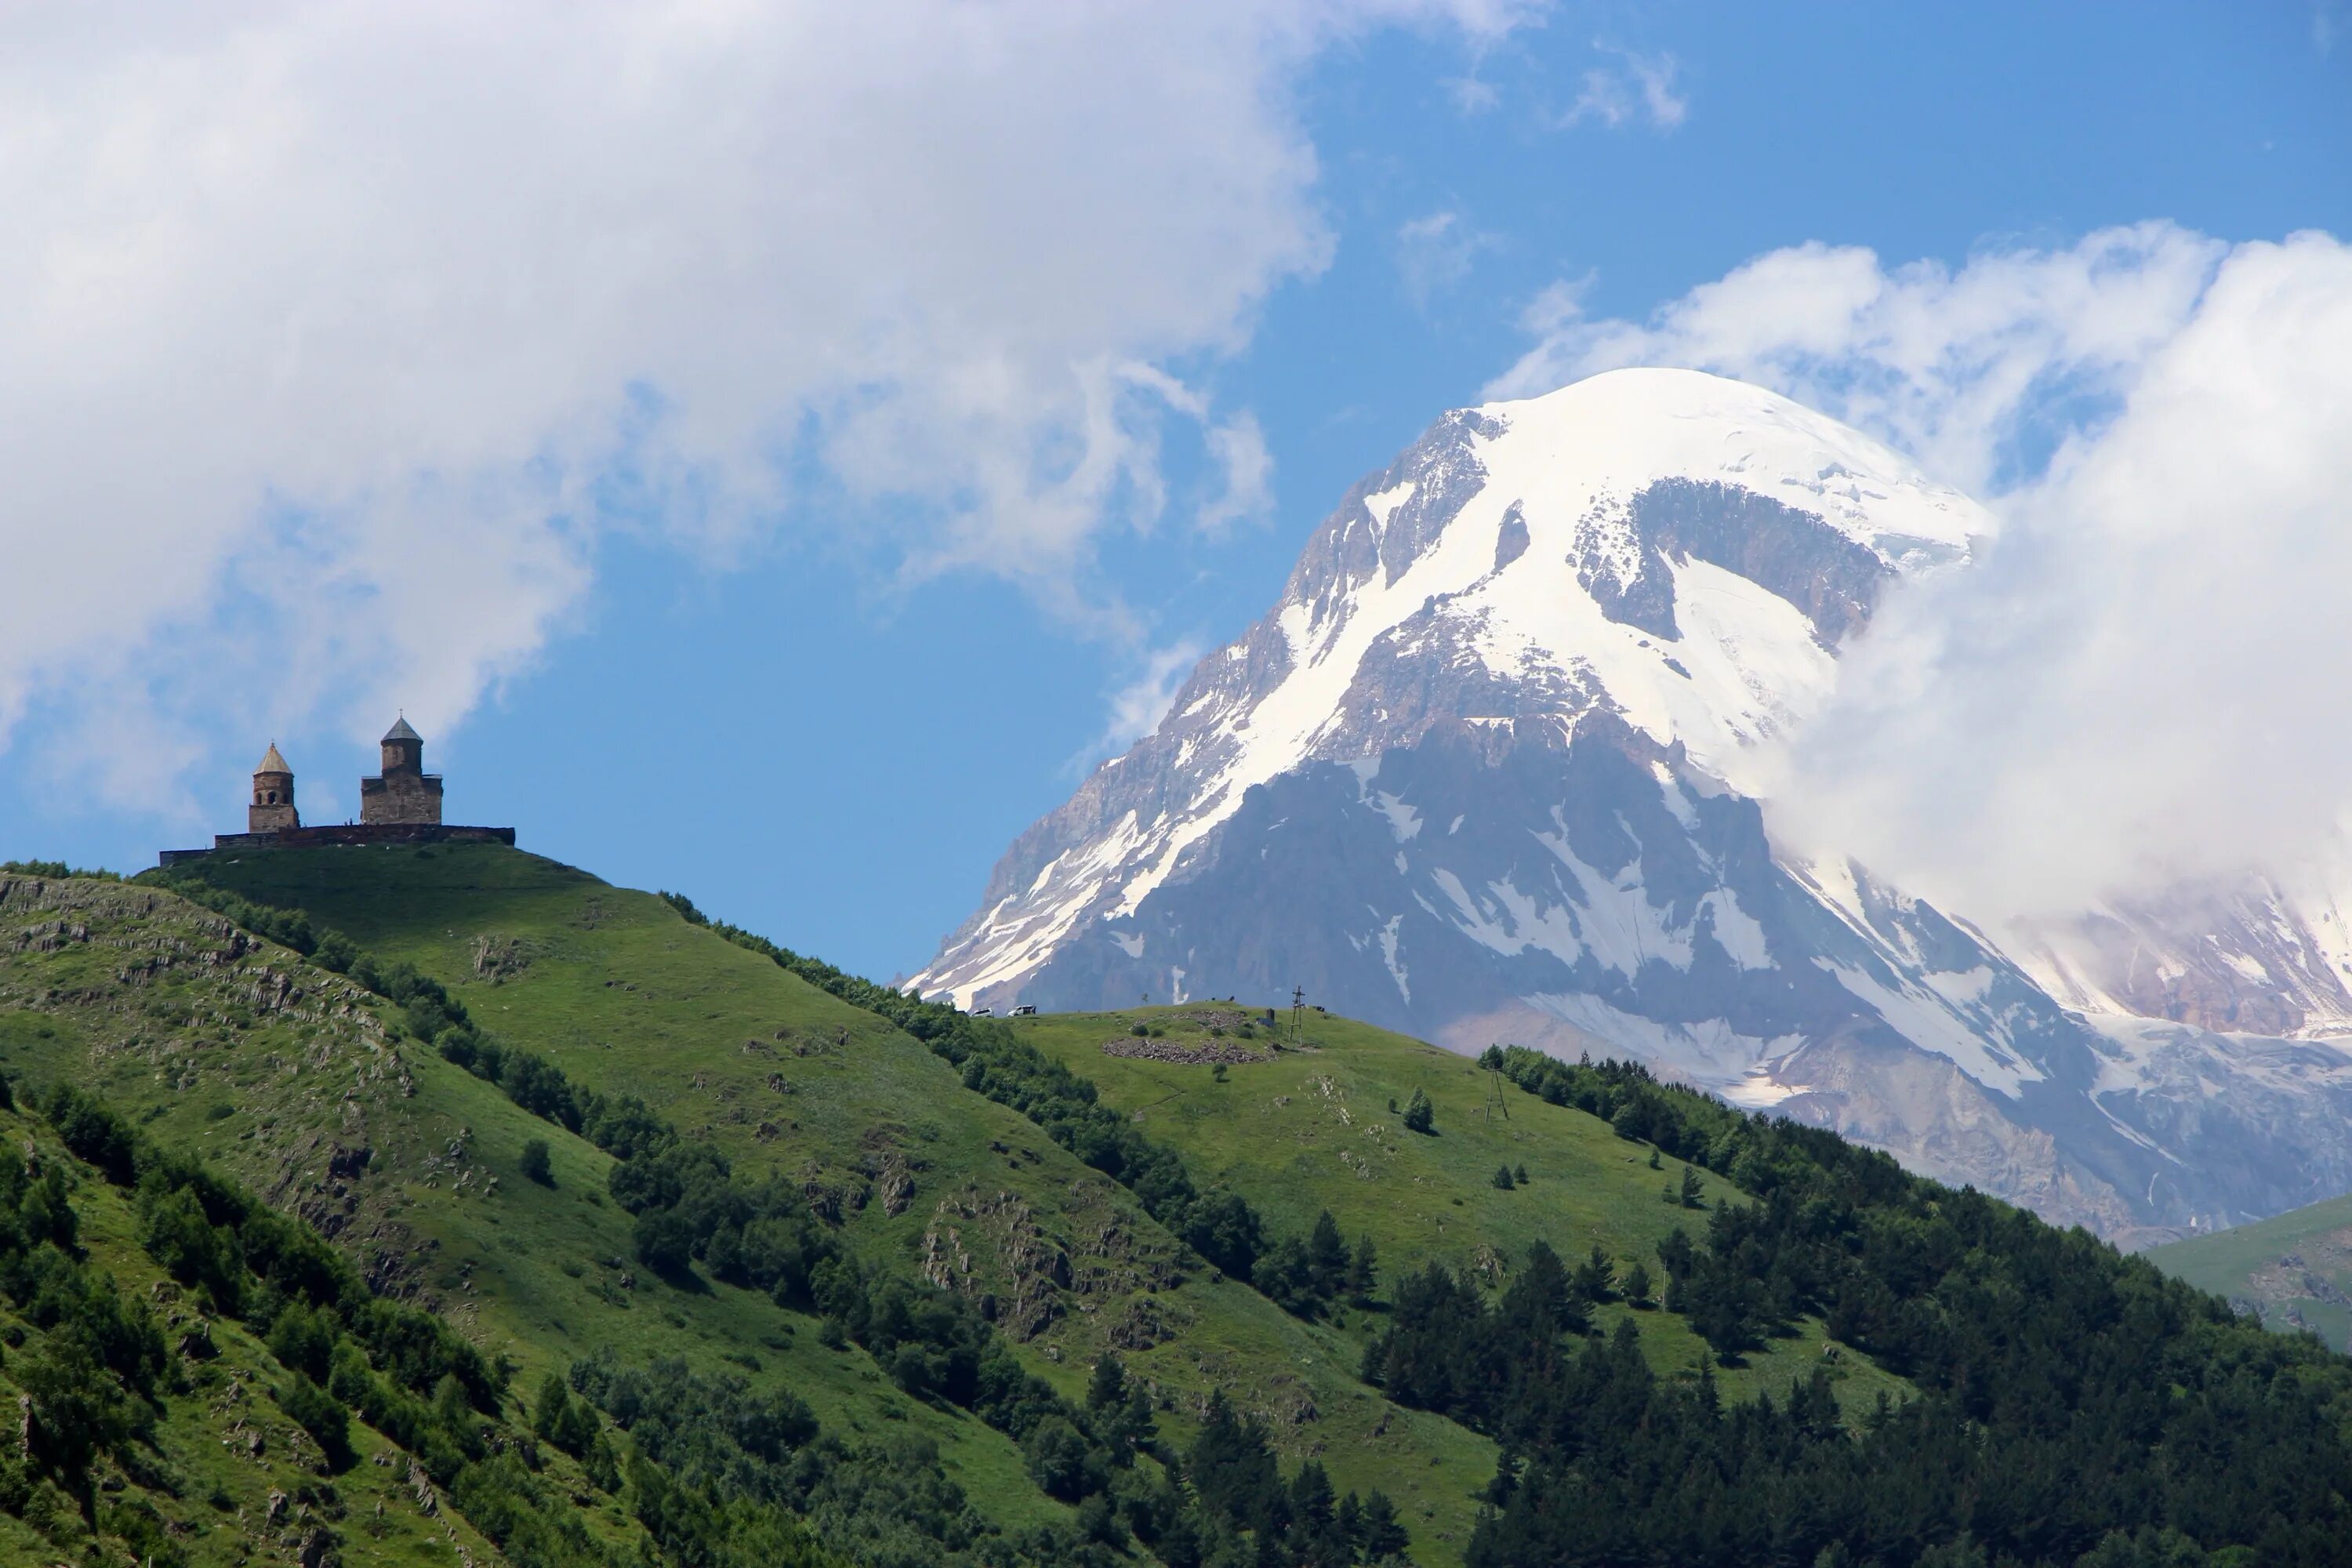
0 1094 510 1567
0 869 1059 1553
1008 1005 1911 1415
126 846 1500 1560
2150 1196 2352 1352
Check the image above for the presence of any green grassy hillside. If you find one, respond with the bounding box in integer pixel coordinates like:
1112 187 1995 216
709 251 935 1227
10 846 2352 1567
0 1088 517 1567
2150 1195 2352 1351
2 851 1492 1563
1003 1004 1909 1413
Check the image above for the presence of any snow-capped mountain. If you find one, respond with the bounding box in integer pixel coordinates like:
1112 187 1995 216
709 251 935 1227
916 368 2352 1247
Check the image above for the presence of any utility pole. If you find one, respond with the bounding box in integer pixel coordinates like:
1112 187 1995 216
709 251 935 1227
1290 985 1306 1047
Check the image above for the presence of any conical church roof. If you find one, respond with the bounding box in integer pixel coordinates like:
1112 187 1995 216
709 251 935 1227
383 715 422 744
255 742 292 775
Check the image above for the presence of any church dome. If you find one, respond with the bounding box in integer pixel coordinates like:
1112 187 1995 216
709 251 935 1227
383 716 422 744
255 742 292 775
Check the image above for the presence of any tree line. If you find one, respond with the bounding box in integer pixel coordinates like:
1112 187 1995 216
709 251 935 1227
1411 1047 2351 1566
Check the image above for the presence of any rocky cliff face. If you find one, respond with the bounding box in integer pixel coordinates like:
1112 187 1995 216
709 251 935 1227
916 367 2352 1246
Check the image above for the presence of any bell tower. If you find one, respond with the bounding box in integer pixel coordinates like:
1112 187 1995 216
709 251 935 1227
360 714 445 826
249 743 299 832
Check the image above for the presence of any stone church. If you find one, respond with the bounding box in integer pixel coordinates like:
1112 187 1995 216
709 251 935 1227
163 717 512 866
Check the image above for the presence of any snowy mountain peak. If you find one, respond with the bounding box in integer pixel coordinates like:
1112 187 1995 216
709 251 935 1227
918 368 1991 1010
916 369 2352 1248
1477 367 1984 565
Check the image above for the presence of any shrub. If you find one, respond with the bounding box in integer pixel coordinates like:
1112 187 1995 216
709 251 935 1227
278 1374 354 1470
1022 1415 1105 1502
267 1301 338 1382
1402 1089 1434 1134
518 1138 552 1187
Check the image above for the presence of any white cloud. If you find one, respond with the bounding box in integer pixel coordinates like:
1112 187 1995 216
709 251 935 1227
1200 412 1277 535
1561 46 1686 131
1495 226 2352 920
0 0 1533 815
1077 639 1210 774
1395 209 1496 305
1490 223 2227 494
1443 74 1502 114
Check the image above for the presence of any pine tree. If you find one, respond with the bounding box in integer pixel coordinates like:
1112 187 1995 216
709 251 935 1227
1336 1491 1363 1553
1500 1240 1577 1338
1346 1233 1379 1305
1120 1381 1158 1457
1290 1460 1340 1564
1402 1088 1434 1134
1085 1352 1127 1415
1491 1163 1516 1190
1679 1164 1705 1208
1571 1243 1613 1303
532 1370 570 1439
1306 1210 1348 1299
1359 1489 1410 1563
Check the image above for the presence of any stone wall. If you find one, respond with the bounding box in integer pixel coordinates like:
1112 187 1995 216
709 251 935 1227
159 822 514 866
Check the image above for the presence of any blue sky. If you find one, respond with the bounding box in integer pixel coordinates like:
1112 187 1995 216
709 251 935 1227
2 2 2346 979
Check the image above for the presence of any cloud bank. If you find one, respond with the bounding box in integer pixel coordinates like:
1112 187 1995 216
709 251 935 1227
0 0 1528 814
1494 224 2352 917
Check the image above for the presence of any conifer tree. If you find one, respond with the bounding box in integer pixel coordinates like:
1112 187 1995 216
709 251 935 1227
1306 1210 1348 1297
1621 1259 1653 1307
1346 1232 1379 1305
1360 1490 1410 1563
1572 1243 1613 1303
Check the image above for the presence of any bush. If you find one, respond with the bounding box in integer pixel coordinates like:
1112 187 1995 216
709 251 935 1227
278 1374 354 1470
1021 1415 1103 1501
1402 1089 1434 1134
518 1138 552 1187
267 1301 338 1381
1492 1164 1516 1190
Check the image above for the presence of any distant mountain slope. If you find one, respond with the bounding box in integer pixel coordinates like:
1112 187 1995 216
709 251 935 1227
2151 1191 2352 1351
916 368 2352 1247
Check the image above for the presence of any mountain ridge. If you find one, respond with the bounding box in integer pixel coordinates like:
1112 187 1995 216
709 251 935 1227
916 368 2352 1248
